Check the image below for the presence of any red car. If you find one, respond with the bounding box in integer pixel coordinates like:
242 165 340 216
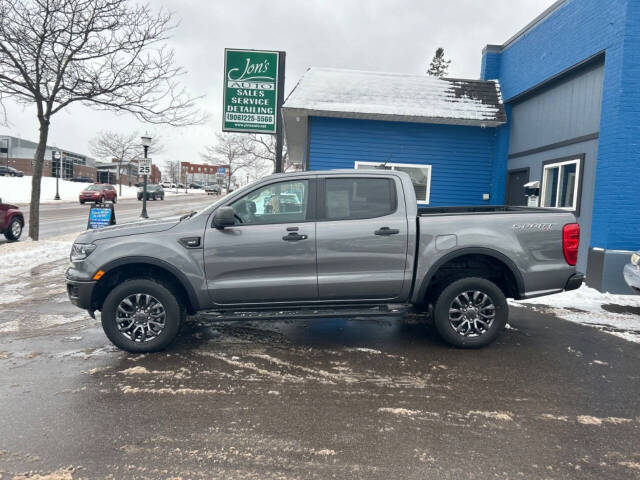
0 197 24 241
79 184 117 204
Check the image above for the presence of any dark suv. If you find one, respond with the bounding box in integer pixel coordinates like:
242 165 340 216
137 184 164 201
0 166 24 177
0 197 24 241
79 184 117 204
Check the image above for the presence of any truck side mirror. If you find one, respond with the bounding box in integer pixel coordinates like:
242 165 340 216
213 206 235 229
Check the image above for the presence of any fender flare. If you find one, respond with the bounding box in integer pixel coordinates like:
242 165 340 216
415 247 526 302
98 255 200 310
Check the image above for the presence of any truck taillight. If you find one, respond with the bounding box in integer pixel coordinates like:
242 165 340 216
563 223 580 266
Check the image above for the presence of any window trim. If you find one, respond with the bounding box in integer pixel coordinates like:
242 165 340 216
219 177 316 227
317 176 398 221
354 161 432 204
539 155 584 216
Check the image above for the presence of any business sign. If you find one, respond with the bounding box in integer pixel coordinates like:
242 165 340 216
139 158 152 176
223 49 280 134
87 204 116 230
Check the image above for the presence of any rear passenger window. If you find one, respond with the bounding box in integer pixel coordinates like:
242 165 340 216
324 178 396 220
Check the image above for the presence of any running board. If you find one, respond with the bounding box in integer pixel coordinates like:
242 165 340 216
198 304 412 321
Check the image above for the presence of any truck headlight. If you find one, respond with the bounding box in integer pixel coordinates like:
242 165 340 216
631 252 640 266
70 243 96 261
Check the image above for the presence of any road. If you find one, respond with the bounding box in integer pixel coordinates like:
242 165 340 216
2 194 217 243
1 252 639 479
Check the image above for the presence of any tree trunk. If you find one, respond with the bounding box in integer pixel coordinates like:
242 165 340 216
29 119 50 241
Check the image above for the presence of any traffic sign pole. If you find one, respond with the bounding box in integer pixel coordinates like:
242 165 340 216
140 147 150 219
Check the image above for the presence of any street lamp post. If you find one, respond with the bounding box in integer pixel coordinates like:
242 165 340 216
53 151 61 200
140 135 152 219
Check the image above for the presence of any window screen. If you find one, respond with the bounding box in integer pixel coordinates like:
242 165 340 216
324 178 396 220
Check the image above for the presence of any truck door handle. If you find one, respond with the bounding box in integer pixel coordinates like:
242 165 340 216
375 227 400 236
282 232 308 241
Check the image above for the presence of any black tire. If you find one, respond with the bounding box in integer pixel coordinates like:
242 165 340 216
80 200 85 205
432 277 507 349
4 217 22 242
160 195 164 200
137 195 142 201
101 278 184 353
112 196 117 204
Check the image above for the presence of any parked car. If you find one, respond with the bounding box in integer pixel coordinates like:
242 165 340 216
71 176 93 183
189 183 203 189
177 183 185 189
66 169 584 353
205 184 221 195
160 182 173 189
0 197 24 242
79 184 117 204
137 184 164 201
0 166 24 177
623 251 640 293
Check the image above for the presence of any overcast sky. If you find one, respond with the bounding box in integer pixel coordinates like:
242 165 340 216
0 0 556 168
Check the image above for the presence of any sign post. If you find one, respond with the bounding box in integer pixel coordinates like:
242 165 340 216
139 155 151 219
222 48 286 173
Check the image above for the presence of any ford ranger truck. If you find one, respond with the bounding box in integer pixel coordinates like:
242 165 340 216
66 170 584 352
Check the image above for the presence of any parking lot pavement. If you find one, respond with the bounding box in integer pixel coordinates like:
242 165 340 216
1 261 639 479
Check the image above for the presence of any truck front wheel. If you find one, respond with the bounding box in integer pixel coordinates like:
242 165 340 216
432 277 507 349
101 278 184 353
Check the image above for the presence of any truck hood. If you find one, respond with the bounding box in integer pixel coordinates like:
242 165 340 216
75 216 181 243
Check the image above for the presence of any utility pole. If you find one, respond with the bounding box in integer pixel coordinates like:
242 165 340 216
274 52 286 173
140 135 151 219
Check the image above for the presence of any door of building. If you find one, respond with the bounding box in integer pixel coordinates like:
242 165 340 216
506 169 529 206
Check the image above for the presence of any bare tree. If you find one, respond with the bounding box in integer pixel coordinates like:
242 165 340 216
90 131 163 194
244 134 297 173
0 0 204 239
201 133 258 190
163 160 180 185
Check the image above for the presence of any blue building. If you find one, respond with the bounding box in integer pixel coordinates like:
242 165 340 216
282 0 640 293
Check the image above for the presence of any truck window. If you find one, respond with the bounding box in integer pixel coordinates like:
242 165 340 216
230 180 309 225
324 178 396 220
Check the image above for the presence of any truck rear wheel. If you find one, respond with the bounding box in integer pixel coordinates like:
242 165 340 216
432 277 507 348
101 278 184 353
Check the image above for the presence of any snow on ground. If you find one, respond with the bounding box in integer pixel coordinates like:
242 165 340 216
0 232 78 284
510 285 640 343
0 175 206 205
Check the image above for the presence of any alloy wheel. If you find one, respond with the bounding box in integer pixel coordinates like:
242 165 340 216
448 290 496 337
115 293 166 343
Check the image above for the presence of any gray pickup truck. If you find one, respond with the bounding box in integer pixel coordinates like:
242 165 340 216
66 169 584 352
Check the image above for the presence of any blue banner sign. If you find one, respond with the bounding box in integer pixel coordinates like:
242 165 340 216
87 204 116 229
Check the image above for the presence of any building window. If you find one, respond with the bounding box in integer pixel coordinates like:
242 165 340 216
354 161 432 204
540 157 582 211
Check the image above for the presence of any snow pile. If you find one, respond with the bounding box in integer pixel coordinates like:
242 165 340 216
510 285 640 343
0 176 138 204
0 232 77 282
0 176 206 204
284 67 503 122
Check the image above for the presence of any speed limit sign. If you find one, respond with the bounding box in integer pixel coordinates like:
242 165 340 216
139 158 152 176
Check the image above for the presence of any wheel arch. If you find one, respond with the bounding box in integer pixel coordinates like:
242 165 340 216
415 247 525 303
91 256 199 314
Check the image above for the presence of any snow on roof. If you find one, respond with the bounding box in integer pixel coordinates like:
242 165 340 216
283 67 506 126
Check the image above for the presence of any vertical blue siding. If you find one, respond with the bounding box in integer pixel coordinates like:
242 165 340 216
308 117 497 206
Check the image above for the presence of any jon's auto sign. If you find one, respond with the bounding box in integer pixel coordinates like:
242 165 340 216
223 49 280 134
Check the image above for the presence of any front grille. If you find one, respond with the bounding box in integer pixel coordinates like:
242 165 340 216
67 283 79 299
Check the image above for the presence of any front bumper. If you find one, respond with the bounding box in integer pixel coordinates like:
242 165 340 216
623 264 640 293
564 272 585 292
66 268 96 310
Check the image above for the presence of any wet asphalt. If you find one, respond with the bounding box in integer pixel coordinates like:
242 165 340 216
1 255 639 479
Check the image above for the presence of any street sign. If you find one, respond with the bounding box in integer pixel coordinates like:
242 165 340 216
139 158 152 176
223 49 280 134
218 167 226 174
87 203 116 229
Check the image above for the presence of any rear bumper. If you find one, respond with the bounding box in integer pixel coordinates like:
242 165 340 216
564 272 585 292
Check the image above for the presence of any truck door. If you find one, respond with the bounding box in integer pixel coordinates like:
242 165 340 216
316 176 408 301
204 178 317 305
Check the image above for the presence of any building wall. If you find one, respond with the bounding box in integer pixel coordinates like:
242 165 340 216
481 0 639 292
308 117 498 206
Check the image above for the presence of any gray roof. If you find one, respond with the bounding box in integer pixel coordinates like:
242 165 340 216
282 67 506 127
